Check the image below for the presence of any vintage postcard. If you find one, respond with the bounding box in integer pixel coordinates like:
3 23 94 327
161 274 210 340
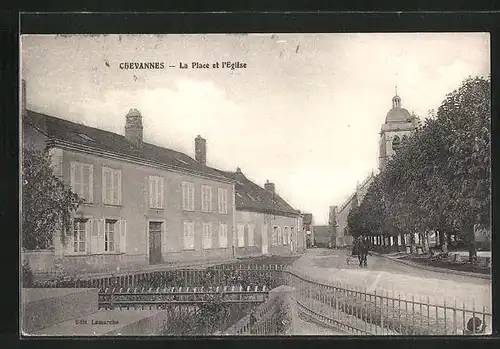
20 33 491 336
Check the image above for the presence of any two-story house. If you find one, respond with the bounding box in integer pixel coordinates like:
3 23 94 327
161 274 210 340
22 102 236 274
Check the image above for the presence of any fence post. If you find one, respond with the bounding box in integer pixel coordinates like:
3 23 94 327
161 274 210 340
453 299 457 335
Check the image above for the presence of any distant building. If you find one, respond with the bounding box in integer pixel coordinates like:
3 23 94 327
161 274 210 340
335 173 375 247
302 213 313 248
311 225 330 248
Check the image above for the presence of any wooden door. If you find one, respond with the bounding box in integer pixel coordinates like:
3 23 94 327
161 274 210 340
149 222 162 265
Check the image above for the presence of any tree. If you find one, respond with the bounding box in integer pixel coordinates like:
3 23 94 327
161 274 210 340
436 76 491 261
22 146 83 250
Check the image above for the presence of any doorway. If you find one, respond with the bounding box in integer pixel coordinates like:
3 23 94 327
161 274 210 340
149 221 163 265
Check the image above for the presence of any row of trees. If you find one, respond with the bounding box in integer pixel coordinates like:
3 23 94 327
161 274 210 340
347 76 491 262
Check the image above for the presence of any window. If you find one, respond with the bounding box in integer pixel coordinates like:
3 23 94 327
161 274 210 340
203 222 212 249
183 221 195 249
102 167 122 205
290 227 295 244
284 226 289 245
248 224 255 246
104 220 116 252
277 226 283 245
219 223 228 248
402 135 409 143
392 135 401 151
201 185 212 212
70 162 93 203
182 182 195 211
73 220 87 253
218 188 228 214
272 226 278 246
237 223 245 247
149 176 164 209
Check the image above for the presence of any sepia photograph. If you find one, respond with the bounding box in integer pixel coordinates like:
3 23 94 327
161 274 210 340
20 33 491 336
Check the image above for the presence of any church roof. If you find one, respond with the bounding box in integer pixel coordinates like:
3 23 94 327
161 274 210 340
385 107 412 123
384 91 415 124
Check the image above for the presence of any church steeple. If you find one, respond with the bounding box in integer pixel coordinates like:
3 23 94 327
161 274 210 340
392 86 401 108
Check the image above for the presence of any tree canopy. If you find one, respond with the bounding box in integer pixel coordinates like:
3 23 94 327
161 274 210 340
347 76 491 261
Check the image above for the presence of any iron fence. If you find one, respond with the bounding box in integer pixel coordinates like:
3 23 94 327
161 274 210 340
98 285 269 310
33 264 285 291
284 267 492 336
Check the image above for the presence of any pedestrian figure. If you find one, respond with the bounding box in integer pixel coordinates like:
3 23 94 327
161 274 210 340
359 237 369 267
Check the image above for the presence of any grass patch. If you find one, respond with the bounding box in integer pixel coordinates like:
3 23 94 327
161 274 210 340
400 255 490 275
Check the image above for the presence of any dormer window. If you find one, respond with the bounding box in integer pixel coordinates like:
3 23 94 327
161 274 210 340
78 133 95 142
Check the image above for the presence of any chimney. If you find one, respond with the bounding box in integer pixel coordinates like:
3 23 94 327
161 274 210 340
21 79 26 118
236 167 242 173
125 109 143 147
195 135 207 165
264 180 275 193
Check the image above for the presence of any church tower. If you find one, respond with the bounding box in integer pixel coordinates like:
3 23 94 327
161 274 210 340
379 87 419 171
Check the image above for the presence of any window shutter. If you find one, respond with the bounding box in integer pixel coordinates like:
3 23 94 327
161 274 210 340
119 220 127 253
88 166 94 203
98 219 105 253
70 163 76 193
91 219 99 254
116 170 122 205
190 222 195 249
182 182 187 210
159 177 164 209
85 219 92 254
102 168 107 205
149 176 154 208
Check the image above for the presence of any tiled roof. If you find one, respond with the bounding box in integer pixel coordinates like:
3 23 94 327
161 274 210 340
214 169 300 216
24 110 230 182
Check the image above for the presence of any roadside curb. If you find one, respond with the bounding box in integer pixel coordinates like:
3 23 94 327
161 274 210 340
371 252 491 280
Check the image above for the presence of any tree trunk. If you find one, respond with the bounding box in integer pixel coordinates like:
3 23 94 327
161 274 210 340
467 224 477 263
409 233 415 254
438 230 447 253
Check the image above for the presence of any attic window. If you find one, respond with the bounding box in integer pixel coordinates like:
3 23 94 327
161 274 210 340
78 133 95 142
175 158 188 165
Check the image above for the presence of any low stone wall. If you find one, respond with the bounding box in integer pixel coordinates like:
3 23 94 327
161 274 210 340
21 288 99 334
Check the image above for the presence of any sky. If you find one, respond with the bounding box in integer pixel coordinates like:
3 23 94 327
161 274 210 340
20 33 490 224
